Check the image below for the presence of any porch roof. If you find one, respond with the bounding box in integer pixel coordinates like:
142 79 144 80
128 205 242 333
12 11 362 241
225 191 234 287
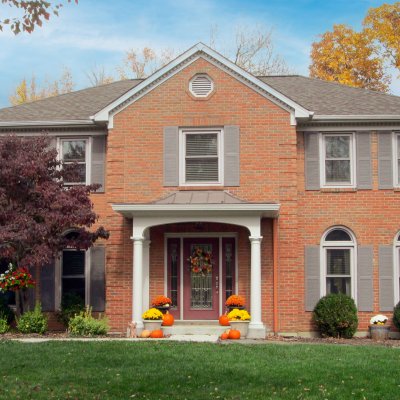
112 191 280 219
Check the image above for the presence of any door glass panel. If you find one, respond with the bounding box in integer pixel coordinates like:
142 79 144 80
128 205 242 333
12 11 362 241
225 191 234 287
225 242 233 300
189 244 213 309
169 242 179 308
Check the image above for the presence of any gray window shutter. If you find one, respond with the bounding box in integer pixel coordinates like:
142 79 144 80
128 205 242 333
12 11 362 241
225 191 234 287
90 246 106 312
304 132 320 190
357 246 373 311
48 136 57 150
379 245 394 311
224 125 240 186
163 126 179 186
356 132 372 189
40 260 55 312
91 135 106 192
305 246 320 311
378 131 393 189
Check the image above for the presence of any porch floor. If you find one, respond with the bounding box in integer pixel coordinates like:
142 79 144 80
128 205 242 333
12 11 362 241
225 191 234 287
162 321 227 336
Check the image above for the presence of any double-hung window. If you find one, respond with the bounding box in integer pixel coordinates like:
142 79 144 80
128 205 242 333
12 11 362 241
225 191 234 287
61 249 87 303
322 228 355 298
180 129 223 185
60 139 90 185
321 134 355 187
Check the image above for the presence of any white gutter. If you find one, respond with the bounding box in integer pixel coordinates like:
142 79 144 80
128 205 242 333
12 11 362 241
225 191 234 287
112 202 280 218
0 119 96 128
312 115 400 121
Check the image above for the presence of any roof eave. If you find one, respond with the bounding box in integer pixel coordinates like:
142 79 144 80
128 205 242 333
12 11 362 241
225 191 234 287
112 202 280 218
0 119 98 129
312 114 400 122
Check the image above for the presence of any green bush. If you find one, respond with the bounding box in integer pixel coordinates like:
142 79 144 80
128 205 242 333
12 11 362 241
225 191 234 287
57 293 85 327
313 293 358 338
68 307 109 337
0 314 9 334
0 296 14 324
16 303 48 334
393 301 400 330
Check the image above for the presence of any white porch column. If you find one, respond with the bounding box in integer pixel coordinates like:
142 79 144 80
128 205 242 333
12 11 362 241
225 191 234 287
142 239 151 312
132 236 144 330
248 235 266 338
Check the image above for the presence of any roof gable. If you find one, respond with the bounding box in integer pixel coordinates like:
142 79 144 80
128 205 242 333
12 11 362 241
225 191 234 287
93 43 312 127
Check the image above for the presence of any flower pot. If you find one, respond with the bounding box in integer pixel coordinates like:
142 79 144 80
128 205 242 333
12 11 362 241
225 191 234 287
369 324 390 341
143 320 163 331
229 320 250 338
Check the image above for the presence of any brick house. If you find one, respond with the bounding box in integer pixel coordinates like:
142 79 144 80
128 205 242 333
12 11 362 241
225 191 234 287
1 43 400 337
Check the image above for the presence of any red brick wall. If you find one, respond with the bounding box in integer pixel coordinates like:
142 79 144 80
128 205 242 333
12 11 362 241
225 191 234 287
95 57 299 333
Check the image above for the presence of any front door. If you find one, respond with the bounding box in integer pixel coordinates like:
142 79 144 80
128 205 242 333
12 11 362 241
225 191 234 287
183 238 219 320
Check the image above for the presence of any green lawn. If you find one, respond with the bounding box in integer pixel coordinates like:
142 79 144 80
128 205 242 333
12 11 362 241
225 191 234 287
0 340 399 399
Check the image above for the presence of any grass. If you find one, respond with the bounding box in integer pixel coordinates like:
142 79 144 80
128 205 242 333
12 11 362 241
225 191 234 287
0 340 399 399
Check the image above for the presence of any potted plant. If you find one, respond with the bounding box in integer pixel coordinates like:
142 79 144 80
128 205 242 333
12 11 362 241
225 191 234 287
225 295 245 311
151 295 172 314
142 308 163 330
369 314 390 341
227 309 251 338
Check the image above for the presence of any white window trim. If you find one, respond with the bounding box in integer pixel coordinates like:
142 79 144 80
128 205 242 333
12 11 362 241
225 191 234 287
392 132 400 188
319 133 356 188
57 137 92 185
320 227 357 301
394 233 400 305
55 248 91 309
179 128 224 186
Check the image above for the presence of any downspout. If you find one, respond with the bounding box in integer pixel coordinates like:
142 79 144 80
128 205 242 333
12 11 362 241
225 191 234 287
273 217 279 335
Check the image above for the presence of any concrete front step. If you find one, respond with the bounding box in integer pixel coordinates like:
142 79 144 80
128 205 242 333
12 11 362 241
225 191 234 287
163 324 228 335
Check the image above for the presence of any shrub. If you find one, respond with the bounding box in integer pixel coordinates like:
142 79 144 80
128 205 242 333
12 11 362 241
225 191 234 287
0 296 14 324
313 293 358 338
0 314 9 334
16 303 48 334
393 301 400 330
68 307 109 337
56 293 85 327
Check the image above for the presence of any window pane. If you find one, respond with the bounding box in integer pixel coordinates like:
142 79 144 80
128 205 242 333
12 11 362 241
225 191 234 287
325 136 350 158
63 251 85 276
325 230 351 241
327 277 351 295
186 158 218 181
398 160 400 185
327 249 350 275
63 163 86 184
186 134 218 156
62 277 85 301
325 160 350 183
62 140 86 162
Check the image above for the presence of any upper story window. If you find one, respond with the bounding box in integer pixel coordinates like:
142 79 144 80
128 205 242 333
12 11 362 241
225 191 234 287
179 129 223 185
59 138 90 185
321 227 355 298
321 134 355 187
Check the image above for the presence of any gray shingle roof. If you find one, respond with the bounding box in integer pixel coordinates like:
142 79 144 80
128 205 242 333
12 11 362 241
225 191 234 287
0 74 399 125
0 79 142 123
154 191 244 204
260 75 400 116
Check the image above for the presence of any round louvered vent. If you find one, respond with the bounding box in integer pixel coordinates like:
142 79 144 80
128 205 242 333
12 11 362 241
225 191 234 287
189 74 214 98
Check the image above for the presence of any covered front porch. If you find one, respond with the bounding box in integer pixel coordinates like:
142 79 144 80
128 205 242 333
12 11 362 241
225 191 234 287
112 191 280 339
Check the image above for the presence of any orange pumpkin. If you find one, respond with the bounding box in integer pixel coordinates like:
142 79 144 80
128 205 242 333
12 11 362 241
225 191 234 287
140 330 151 338
218 314 230 326
220 332 229 340
162 312 175 326
149 329 164 338
228 329 241 340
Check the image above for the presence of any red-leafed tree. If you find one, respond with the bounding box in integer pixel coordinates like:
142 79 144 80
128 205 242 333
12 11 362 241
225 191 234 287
0 134 109 314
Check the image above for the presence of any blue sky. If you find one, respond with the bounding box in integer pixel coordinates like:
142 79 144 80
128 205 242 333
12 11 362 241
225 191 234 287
0 0 399 108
